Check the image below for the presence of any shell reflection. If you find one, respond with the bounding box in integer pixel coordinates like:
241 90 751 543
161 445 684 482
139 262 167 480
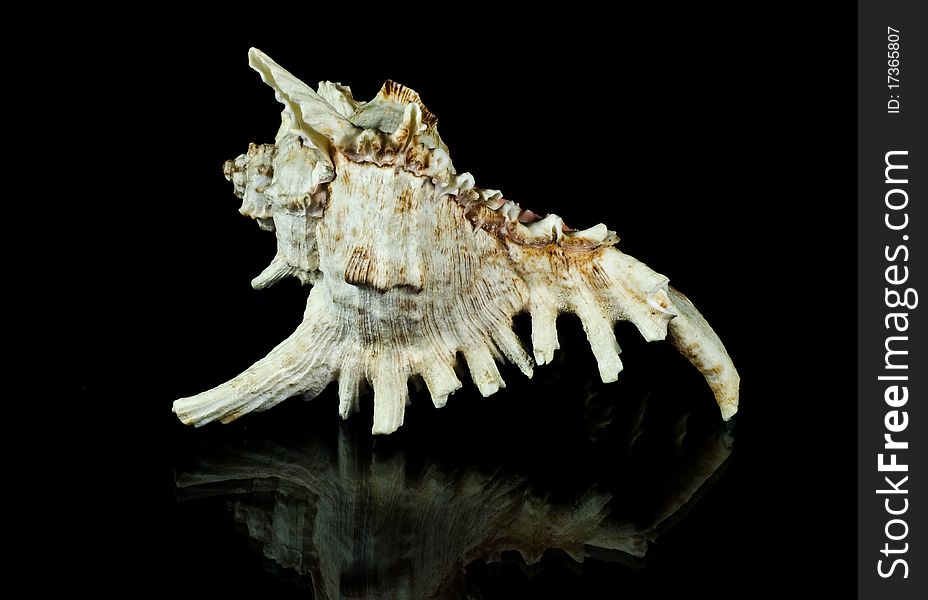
176 380 732 598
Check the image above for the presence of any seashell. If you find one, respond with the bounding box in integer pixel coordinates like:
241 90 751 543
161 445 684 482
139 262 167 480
173 48 740 434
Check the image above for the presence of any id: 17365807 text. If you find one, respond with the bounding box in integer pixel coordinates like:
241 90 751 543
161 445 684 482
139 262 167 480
886 27 901 114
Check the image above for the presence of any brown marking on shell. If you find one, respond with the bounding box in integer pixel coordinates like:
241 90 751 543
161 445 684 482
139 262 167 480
224 143 276 197
222 159 237 184
380 80 439 129
337 130 441 182
397 188 414 212
344 246 373 288
460 201 612 253
589 261 613 289
515 243 612 280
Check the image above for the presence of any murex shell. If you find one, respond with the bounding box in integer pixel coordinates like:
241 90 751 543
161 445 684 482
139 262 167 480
173 48 740 434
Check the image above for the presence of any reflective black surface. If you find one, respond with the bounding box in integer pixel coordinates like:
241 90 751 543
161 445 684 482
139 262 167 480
168 318 733 598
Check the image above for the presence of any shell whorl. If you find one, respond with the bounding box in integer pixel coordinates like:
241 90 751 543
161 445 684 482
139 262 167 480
229 51 619 285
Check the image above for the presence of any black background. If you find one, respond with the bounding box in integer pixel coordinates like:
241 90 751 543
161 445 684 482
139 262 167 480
57 13 852 596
